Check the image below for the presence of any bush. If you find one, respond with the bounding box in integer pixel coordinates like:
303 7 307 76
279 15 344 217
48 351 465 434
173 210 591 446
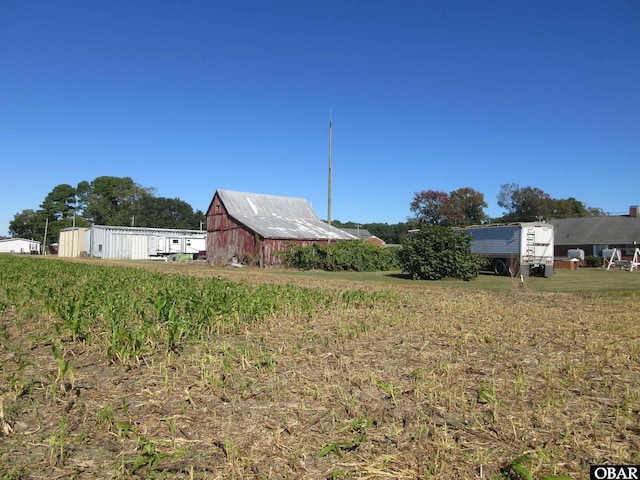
398 225 479 281
585 255 603 268
280 241 400 272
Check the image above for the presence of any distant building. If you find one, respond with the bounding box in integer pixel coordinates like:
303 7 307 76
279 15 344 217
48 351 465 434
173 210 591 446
80 225 206 260
58 227 88 258
338 228 386 247
550 206 640 258
206 189 356 266
0 238 41 255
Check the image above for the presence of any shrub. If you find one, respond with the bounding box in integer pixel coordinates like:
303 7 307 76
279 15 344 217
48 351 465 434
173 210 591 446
398 225 479 281
585 255 602 268
280 241 400 272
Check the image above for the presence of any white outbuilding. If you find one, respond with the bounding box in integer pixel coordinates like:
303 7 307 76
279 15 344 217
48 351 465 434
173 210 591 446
0 238 41 255
58 227 88 258
81 225 207 260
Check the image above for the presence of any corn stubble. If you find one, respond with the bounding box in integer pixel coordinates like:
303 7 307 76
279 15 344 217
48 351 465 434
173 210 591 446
0 255 638 479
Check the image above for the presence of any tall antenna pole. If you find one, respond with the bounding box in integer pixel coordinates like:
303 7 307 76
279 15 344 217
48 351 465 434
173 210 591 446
328 109 332 225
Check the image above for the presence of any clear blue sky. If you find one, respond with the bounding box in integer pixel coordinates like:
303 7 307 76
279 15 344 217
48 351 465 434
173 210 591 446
1 0 638 236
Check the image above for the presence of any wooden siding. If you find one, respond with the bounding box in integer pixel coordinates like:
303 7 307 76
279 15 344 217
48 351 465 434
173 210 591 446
207 193 336 266
207 195 253 264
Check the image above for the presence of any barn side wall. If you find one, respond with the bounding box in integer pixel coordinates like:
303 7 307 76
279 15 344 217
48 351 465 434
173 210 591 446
207 195 256 264
207 194 335 266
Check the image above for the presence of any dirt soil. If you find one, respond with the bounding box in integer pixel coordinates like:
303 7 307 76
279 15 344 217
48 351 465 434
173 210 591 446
1 260 639 479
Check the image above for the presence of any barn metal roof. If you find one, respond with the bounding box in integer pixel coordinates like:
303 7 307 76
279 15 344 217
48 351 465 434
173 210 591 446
216 189 356 241
550 216 640 245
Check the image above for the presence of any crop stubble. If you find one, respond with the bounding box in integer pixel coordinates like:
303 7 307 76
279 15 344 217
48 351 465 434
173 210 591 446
0 257 638 479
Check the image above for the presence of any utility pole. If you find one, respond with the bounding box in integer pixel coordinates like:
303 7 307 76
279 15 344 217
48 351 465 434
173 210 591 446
43 218 49 256
71 211 76 257
327 110 332 225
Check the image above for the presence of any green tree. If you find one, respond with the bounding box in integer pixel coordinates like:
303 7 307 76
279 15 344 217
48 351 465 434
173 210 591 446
40 184 78 221
497 184 602 222
448 187 488 225
133 195 205 229
9 176 205 245
549 197 588 219
75 180 92 215
38 183 88 243
411 188 487 226
364 222 410 244
587 207 607 217
398 225 479 281
497 184 552 222
8 209 46 240
79 176 150 225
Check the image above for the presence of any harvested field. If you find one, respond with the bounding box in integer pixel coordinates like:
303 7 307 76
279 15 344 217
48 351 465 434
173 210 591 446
1 256 639 479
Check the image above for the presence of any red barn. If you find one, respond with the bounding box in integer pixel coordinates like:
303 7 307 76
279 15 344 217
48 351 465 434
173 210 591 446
206 189 356 266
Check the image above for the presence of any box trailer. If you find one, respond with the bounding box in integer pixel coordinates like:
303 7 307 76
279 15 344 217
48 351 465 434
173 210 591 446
460 222 555 277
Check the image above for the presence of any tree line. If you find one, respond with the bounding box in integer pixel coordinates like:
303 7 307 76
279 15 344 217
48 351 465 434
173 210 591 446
9 176 206 244
8 177 604 246
341 184 605 244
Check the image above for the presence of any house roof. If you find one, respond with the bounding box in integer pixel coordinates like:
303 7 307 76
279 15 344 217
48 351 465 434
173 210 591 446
0 237 41 244
86 225 205 236
338 228 373 240
550 216 640 245
215 189 356 241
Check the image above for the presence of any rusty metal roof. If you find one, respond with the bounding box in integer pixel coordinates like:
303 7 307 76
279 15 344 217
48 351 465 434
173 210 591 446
216 189 356 241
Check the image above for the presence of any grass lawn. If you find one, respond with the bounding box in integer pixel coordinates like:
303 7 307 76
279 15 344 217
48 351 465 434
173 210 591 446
211 264 640 294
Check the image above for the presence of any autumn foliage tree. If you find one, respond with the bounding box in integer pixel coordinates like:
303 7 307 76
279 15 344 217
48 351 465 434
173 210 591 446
410 188 487 226
410 190 451 225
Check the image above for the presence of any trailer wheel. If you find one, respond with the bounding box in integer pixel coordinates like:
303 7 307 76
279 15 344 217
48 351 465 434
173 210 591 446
493 259 509 276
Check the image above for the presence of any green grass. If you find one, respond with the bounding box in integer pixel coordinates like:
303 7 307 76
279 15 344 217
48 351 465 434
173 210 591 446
0 256 339 365
264 266 640 294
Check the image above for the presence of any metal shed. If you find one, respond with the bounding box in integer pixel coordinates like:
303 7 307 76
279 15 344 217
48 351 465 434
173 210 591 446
206 189 356 266
84 225 207 260
58 227 88 257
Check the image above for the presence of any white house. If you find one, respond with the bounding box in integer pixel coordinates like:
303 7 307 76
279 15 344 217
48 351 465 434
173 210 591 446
0 238 41 255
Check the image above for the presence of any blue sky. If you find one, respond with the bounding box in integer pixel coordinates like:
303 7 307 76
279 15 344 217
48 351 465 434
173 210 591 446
1 1 638 236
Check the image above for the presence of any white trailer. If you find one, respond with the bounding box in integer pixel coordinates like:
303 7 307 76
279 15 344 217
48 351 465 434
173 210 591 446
148 234 206 257
460 222 555 277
